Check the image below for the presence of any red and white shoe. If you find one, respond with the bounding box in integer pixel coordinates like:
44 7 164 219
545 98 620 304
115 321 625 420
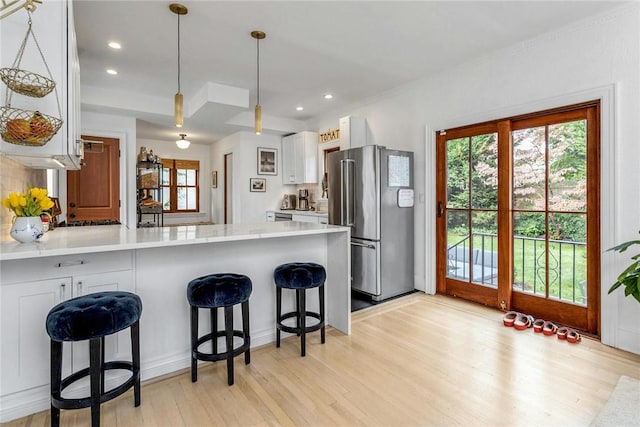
557 327 569 340
566 329 582 343
514 314 534 330
542 321 558 336
503 311 519 327
532 319 545 333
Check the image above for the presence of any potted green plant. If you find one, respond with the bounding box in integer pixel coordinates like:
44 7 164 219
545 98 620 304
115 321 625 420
608 232 640 303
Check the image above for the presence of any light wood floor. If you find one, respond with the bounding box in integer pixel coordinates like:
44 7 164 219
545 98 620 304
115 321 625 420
5 293 640 426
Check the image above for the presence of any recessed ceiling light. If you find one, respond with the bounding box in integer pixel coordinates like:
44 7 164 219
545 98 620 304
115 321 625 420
296 106 304 111
324 93 333 100
106 69 118 75
108 41 121 49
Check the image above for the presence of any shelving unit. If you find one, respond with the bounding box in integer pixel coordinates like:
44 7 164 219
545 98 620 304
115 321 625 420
136 161 163 227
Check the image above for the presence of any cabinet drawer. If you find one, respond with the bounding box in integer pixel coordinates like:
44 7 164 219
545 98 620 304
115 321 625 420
0 251 134 285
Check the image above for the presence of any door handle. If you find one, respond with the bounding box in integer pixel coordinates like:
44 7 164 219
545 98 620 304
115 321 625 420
344 159 355 226
350 241 375 249
438 202 444 217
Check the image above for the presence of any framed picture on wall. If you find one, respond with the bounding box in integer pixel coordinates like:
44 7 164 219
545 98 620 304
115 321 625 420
211 171 218 188
257 147 277 175
250 178 266 192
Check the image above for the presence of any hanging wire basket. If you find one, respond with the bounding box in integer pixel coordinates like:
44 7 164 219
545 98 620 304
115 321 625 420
0 68 55 98
0 11 63 147
0 107 63 146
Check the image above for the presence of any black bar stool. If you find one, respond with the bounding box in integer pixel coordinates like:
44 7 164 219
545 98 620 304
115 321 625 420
187 273 252 386
274 262 326 357
46 291 143 427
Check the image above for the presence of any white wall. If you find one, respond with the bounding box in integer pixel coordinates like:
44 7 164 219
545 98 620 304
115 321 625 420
137 138 211 225
211 132 290 224
309 4 640 353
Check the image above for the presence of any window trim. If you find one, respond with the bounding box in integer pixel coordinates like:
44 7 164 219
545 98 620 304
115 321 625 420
160 158 200 213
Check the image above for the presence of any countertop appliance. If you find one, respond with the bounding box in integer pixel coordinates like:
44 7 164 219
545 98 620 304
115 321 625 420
298 189 309 211
328 145 414 301
281 194 296 210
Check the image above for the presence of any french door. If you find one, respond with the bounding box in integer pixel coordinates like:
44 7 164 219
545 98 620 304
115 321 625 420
436 103 600 334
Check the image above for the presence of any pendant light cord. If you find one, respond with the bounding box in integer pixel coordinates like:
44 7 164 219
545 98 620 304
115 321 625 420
256 37 260 105
177 14 181 93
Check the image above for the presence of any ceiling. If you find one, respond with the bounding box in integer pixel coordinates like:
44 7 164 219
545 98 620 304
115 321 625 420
74 1 625 146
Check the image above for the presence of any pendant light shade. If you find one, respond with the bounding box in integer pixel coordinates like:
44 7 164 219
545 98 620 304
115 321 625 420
176 133 190 149
255 104 262 135
170 3 188 128
251 30 266 135
174 92 183 127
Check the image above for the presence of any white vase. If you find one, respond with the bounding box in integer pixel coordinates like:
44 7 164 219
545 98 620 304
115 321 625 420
10 217 44 243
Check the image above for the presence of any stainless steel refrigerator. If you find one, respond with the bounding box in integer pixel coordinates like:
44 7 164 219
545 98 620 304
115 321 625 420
328 145 414 301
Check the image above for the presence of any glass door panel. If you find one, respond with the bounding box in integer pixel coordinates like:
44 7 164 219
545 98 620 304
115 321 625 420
472 211 498 288
443 131 499 305
447 211 470 281
512 117 589 313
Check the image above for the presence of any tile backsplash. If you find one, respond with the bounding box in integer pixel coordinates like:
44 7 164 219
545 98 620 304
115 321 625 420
0 156 47 230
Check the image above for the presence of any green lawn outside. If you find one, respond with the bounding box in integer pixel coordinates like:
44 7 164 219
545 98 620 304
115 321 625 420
447 233 587 304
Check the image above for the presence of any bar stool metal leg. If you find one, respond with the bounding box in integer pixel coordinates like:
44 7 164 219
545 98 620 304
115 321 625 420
320 285 326 344
50 340 62 427
89 338 101 427
224 305 234 385
190 306 198 382
276 287 282 347
211 307 218 354
100 336 106 395
131 321 141 407
242 300 251 364
298 289 307 357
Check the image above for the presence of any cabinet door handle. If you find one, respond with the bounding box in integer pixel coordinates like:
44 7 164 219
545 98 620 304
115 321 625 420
76 281 83 296
60 283 66 300
56 260 85 268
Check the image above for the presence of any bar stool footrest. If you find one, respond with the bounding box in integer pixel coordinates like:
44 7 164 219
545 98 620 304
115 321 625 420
277 310 323 334
52 361 139 410
194 330 250 362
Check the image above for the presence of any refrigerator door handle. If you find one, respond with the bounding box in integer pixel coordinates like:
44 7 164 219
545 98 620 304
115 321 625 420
350 241 376 249
340 159 346 225
341 159 356 226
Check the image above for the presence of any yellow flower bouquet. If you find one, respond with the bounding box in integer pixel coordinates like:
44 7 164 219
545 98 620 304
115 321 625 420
2 187 54 217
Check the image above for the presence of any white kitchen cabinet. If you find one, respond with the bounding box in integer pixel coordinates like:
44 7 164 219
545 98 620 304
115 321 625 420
292 213 319 223
281 131 318 184
0 0 82 169
0 278 70 395
0 252 133 415
339 116 367 148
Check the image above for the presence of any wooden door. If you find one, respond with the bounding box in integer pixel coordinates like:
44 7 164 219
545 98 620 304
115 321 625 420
436 103 600 334
67 136 119 222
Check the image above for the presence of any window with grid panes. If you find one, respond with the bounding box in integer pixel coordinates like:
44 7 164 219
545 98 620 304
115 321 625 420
160 158 200 212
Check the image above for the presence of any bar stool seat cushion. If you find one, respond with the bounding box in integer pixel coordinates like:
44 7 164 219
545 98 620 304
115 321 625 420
187 273 252 308
46 291 143 342
274 262 326 289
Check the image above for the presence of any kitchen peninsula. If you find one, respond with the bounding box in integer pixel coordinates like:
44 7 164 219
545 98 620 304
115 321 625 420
0 222 350 422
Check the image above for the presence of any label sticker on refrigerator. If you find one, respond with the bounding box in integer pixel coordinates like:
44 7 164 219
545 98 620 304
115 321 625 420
388 155 410 187
397 189 414 208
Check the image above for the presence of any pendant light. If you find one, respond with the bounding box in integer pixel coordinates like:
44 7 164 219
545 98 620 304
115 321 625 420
251 30 266 135
170 3 188 128
176 133 190 149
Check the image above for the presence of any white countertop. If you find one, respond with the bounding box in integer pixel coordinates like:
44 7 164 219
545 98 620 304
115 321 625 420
0 222 348 261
